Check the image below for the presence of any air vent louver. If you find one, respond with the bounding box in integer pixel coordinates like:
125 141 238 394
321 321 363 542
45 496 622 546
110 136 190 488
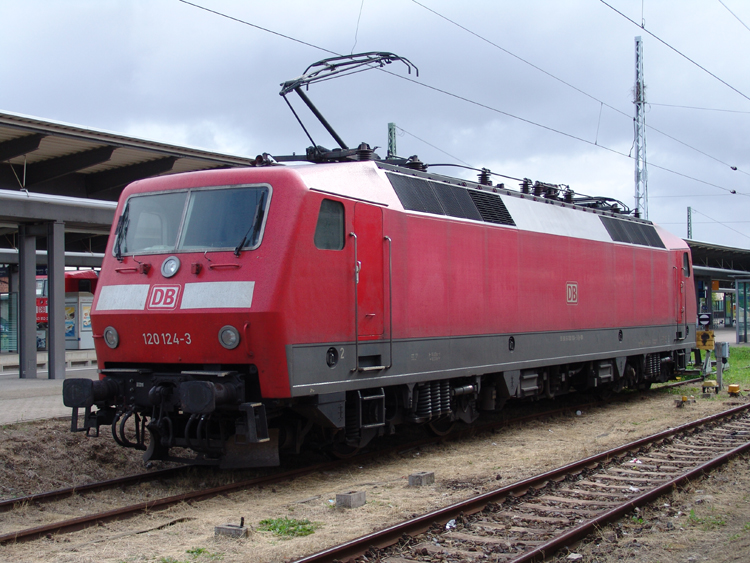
386 172 444 215
600 216 665 248
467 190 516 226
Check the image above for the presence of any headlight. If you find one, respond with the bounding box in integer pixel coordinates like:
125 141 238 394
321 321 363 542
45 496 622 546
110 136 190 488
161 255 181 278
103 326 119 349
218 325 240 349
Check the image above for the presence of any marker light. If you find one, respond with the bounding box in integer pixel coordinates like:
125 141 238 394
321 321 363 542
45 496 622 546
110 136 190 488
218 325 240 349
103 326 119 349
161 256 181 278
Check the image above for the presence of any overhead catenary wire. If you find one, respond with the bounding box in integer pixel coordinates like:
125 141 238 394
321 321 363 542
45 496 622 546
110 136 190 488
410 0 747 176
393 126 472 167
661 220 750 224
718 0 750 35
351 0 366 54
175 0 338 56
598 0 750 104
690 208 750 240
651 193 736 198
649 102 750 114
380 67 750 198
175 0 750 198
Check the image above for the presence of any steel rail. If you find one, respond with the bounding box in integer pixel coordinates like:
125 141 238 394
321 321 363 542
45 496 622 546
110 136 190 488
0 398 586 518
0 458 344 545
0 465 187 513
661 376 702 388
511 439 750 562
0 381 697 544
291 402 750 563
0 398 592 544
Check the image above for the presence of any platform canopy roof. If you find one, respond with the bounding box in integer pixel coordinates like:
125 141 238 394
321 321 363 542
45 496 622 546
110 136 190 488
687 239 750 280
0 111 257 200
0 111 258 257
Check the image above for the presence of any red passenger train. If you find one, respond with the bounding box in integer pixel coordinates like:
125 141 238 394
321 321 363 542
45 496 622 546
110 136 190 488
63 157 696 467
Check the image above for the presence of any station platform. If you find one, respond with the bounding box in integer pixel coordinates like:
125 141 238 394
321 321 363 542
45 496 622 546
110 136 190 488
0 350 98 425
709 327 748 347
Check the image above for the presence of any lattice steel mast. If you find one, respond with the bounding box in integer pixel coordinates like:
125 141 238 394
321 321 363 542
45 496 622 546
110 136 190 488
634 36 648 219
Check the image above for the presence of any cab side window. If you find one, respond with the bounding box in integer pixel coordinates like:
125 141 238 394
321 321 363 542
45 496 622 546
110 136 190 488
314 199 345 250
683 252 691 278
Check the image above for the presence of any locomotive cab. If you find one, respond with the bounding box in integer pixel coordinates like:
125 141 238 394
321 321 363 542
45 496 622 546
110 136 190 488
64 172 292 467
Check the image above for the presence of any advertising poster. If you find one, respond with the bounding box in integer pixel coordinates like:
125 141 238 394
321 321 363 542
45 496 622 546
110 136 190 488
81 304 91 331
65 305 76 338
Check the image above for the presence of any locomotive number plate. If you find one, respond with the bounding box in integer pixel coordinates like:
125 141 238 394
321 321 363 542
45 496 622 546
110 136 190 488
142 332 192 345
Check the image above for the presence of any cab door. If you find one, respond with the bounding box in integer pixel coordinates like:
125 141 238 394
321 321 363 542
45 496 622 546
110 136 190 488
676 252 689 339
353 203 384 339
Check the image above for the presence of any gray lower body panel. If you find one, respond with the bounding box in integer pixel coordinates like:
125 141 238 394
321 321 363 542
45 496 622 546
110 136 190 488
287 325 691 397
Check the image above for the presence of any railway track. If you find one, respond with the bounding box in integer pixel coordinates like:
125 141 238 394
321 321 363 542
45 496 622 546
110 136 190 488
293 402 750 563
0 381 705 546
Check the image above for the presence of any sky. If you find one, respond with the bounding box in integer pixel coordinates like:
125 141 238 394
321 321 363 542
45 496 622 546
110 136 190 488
1 0 749 249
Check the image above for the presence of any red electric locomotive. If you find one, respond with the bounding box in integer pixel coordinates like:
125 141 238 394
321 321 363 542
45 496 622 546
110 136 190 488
63 53 696 467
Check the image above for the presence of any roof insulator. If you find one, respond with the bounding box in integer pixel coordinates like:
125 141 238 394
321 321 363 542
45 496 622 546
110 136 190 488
356 142 374 161
405 155 427 171
478 168 492 186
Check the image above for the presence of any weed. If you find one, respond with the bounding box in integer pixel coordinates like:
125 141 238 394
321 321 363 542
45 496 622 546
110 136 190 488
258 516 321 538
185 547 223 560
688 508 726 530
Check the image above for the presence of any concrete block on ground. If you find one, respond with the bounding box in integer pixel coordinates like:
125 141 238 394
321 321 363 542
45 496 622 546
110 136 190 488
408 471 435 486
336 490 366 508
215 524 249 538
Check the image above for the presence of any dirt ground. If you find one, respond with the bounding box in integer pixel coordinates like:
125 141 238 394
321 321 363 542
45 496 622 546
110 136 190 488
1 388 748 563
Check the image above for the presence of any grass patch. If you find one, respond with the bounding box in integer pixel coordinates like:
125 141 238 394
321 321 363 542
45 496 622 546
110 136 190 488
688 508 726 530
660 345 750 395
155 547 223 563
257 516 321 538
186 547 223 560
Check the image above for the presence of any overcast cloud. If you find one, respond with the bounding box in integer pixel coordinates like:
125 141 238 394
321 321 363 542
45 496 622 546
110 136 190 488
1 0 749 248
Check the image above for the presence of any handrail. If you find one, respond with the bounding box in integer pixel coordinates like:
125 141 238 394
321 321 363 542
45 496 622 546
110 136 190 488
349 232 359 372
384 236 393 369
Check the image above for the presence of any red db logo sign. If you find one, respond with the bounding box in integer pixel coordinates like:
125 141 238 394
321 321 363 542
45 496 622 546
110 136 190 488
148 285 181 309
566 282 578 304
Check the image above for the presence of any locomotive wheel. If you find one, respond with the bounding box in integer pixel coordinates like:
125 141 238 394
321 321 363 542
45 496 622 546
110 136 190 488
427 417 455 437
595 384 615 401
329 442 361 459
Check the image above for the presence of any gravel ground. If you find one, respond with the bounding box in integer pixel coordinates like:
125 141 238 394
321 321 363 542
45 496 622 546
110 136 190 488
0 386 747 562
551 456 750 563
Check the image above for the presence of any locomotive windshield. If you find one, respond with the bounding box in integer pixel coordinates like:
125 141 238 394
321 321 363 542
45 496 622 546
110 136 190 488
114 185 270 256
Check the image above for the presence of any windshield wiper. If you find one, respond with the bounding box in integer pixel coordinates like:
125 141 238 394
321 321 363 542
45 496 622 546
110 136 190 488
113 205 130 262
234 191 268 257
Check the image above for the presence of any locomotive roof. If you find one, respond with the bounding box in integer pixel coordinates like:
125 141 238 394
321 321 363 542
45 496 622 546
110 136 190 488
291 160 688 252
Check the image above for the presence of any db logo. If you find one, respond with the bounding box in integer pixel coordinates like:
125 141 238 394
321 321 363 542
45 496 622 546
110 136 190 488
566 282 578 304
147 285 181 309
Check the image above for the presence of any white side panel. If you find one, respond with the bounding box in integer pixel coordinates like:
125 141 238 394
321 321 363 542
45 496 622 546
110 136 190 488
501 196 612 242
294 161 404 210
96 284 150 311
181 281 255 309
